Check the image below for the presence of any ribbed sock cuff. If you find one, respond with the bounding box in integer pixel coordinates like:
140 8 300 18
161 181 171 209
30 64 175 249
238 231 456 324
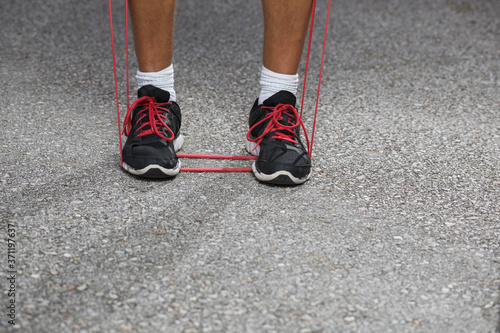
258 66 299 105
136 64 176 101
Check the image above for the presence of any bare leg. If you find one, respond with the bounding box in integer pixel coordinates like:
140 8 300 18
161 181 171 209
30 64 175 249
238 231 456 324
128 0 176 72
261 0 313 75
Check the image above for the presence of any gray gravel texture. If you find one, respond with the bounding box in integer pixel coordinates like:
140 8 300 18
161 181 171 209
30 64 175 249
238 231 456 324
1 0 499 332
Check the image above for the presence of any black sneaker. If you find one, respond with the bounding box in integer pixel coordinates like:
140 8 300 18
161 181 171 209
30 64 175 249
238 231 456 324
246 91 312 185
121 85 183 178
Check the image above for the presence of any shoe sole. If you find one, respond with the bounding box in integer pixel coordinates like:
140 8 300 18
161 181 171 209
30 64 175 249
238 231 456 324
246 140 311 185
122 135 184 178
245 140 260 157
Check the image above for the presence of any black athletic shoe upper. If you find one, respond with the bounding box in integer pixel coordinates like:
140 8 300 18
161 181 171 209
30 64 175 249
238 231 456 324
247 91 311 184
122 85 182 176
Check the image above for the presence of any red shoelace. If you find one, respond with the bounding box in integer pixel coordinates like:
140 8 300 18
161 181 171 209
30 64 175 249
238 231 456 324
247 103 310 152
122 96 175 141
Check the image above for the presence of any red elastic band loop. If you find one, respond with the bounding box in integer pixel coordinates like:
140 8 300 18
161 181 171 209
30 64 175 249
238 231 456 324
109 0 330 172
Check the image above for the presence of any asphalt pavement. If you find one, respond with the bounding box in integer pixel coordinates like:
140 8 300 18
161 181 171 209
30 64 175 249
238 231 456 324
0 0 499 332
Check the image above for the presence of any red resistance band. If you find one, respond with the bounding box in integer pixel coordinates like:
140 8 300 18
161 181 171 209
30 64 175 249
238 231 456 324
108 0 331 172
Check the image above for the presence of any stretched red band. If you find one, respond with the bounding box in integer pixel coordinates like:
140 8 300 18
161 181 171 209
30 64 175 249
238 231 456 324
178 153 257 160
109 0 330 173
181 167 253 172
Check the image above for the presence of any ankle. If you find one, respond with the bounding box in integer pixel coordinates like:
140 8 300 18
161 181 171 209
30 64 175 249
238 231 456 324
258 66 298 104
136 64 176 101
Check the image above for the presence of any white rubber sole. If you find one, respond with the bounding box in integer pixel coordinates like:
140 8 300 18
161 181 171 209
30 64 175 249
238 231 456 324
173 135 185 152
122 135 184 177
122 161 181 177
245 140 260 156
251 163 311 185
246 139 311 185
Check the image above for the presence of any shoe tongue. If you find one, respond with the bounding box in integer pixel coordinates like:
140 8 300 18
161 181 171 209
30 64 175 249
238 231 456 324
138 85 171 103
263 90 296 107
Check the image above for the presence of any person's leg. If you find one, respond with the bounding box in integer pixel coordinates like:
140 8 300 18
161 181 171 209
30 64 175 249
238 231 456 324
121 0 183 179
129 0 175 72
247 0 313 185
258 0 312 104
261 0 312 75
129 0 177 100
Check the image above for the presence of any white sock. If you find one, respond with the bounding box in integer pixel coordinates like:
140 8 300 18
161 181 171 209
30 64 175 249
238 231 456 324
258 66 299 105
136 64 176 101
